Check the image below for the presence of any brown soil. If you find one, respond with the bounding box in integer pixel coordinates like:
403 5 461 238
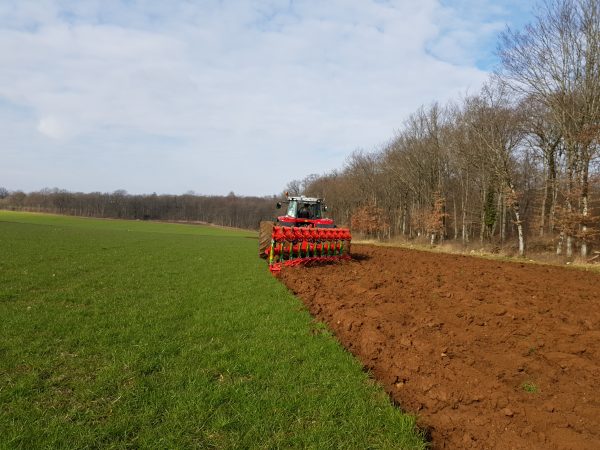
280 244 600 450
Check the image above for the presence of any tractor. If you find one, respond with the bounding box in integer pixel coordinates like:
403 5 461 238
259 194 352 274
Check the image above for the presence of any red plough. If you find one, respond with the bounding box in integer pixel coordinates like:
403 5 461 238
265 226 352 274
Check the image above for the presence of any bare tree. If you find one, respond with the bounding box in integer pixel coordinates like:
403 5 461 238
499 0 600 256
462 83 527 255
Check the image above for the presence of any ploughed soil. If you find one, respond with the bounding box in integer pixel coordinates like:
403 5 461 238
280 244 600 450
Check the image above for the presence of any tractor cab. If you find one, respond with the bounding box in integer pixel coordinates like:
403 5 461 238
275 195 334 228
284 197 323 219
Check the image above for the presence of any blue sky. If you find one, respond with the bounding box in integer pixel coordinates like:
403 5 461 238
0 0 535 196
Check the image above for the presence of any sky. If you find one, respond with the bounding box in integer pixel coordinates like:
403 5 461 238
0 0 536 197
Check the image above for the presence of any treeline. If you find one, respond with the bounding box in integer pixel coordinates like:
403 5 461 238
0 188 276 230
291 0 600 258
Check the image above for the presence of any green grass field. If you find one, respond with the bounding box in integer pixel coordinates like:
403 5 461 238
0 211 425 449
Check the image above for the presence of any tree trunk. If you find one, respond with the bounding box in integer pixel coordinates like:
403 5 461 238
565 190 573 258
557 231 564 255
515 207 525 256
540 174 548 237
491 191 501 238
567 235 573 258
564 148 576 258
548 154 557 234
453 198 458 240
581 201 588 257
500 192 506 245
462 212 469 243
507 184 525 257
462 176 469 244
580 161 589 258
549 175 558 234
480 187 486 245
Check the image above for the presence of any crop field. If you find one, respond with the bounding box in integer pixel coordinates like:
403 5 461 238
282 245 600 449
0 212 425 449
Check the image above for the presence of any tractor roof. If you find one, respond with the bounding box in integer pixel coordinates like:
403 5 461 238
287 195 323 203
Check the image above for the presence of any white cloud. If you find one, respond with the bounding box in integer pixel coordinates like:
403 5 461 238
37 115 68 139
0 0 534 195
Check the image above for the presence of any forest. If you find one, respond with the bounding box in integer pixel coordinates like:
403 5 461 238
2 0 599 258
289 0 600 258
0 188 275 231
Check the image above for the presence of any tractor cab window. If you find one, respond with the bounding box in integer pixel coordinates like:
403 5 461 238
310 203 322 219
286 199 324 219
286 200 297 217
297 203 310 219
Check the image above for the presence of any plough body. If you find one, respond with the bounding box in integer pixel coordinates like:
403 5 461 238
265 226 351 274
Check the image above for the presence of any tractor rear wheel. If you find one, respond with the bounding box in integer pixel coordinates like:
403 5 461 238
258 221 274 258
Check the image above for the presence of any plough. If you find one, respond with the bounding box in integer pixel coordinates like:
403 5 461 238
265 226 351 274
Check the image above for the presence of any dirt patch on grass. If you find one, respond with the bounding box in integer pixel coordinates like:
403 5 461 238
280 244 600 449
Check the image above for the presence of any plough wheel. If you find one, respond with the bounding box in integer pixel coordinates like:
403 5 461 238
258 221 274 258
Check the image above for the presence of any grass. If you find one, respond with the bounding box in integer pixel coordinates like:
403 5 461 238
521 381 539 394
0 211 426 449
